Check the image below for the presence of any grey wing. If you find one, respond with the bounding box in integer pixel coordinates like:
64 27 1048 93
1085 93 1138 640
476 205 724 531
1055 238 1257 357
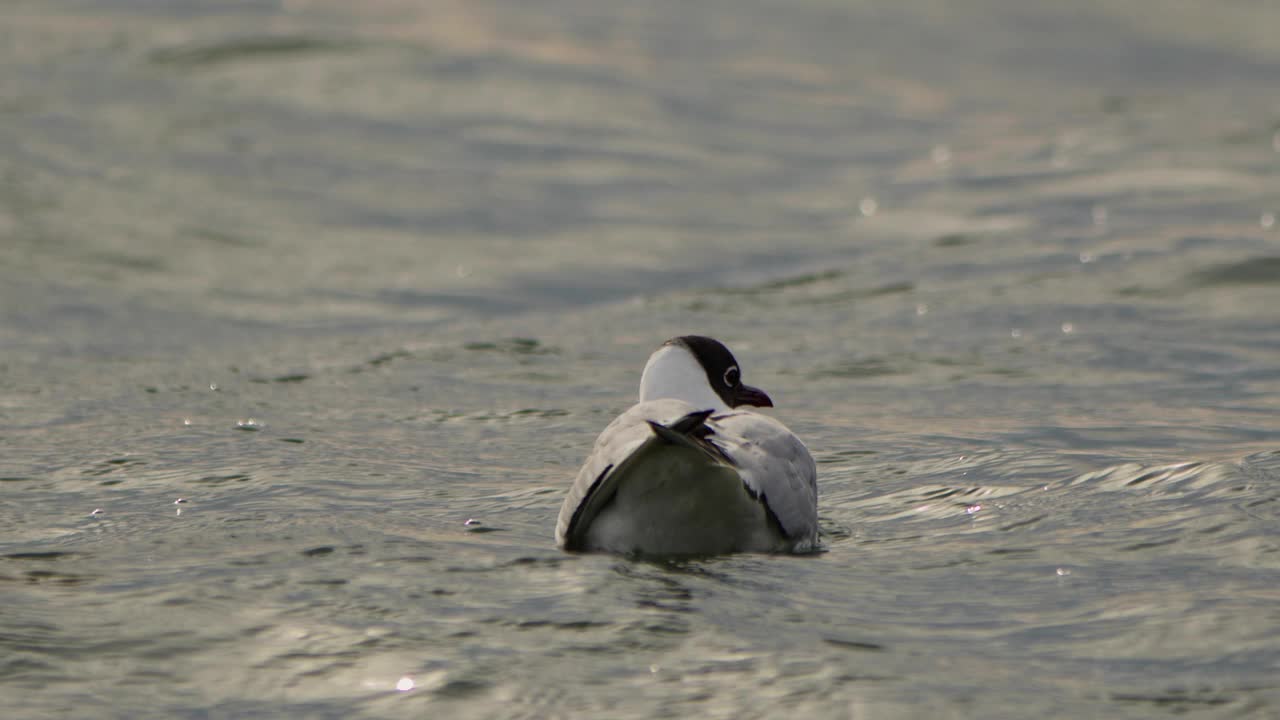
555 399 702 548
714 412 819 546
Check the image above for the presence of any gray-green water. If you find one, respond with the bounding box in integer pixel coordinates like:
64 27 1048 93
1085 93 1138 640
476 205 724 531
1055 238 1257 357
3 1 1280 717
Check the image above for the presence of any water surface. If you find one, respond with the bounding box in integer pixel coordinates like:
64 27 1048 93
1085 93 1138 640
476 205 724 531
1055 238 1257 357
3 1 1280 717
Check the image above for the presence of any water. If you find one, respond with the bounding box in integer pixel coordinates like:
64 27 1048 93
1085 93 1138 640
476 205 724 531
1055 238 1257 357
3 0 1279 717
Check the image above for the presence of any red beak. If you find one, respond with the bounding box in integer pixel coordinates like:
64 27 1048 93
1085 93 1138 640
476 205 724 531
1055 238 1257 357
733 384 773 408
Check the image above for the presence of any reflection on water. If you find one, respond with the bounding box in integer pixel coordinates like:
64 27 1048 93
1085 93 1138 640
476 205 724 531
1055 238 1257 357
3 0 1280 717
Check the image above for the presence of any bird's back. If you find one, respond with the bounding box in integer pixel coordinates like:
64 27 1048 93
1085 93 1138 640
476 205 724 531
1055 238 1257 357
556 400 813 555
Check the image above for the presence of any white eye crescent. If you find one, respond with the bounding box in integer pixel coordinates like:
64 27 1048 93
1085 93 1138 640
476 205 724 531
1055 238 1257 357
723 366 740 387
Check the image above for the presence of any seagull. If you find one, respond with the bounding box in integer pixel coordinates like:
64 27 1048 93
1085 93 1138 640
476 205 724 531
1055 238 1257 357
555 335 818 556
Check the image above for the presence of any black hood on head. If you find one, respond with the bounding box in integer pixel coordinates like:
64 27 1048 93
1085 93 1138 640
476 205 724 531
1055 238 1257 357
668 335 773 408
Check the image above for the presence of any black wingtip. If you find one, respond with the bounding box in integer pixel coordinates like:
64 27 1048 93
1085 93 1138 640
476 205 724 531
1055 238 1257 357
647 409 717 449
668 408 716 434
646 409 713 440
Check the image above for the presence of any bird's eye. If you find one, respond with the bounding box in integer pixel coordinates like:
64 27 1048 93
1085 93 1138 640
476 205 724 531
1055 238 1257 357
723 366 740 387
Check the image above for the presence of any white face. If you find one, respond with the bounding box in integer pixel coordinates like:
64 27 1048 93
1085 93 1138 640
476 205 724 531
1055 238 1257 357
637 344 729 412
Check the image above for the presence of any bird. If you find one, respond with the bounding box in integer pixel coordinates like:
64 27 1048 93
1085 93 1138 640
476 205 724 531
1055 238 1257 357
555 335 818 556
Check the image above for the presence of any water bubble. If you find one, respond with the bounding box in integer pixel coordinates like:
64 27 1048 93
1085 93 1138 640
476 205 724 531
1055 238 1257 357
859 197 878 217
931 144 952 165
396 676 415 692
1262 212 1276 230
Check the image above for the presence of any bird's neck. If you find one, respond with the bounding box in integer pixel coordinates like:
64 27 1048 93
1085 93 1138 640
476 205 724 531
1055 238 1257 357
637 345 728 412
